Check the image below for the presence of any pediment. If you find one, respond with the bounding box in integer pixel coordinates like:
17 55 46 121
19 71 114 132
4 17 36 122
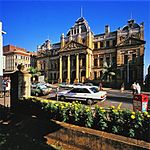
60 41 88 52
118 37 145 46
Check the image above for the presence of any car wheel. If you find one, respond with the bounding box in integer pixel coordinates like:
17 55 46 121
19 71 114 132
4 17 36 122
86 99 93 105
60 96 65 101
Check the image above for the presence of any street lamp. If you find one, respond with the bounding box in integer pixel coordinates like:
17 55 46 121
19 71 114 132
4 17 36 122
127 52 130 83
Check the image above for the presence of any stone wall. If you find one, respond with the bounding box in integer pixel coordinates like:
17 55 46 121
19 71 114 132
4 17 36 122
45 120 150 150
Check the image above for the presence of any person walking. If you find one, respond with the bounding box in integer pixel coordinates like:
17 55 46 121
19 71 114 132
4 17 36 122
99 82 103 91
131 82 137 95
136 83 141 94
121 82 125 93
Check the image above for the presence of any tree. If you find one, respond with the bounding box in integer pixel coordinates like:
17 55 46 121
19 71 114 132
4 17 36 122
27 67 41 82
100 61 116 82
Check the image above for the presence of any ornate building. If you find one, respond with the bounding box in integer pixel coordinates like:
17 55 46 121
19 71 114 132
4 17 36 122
37 17 145 85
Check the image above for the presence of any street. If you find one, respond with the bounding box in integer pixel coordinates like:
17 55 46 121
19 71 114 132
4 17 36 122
0 89 150 111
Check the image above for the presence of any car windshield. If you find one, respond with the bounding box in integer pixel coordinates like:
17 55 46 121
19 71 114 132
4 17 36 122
90 87 99 93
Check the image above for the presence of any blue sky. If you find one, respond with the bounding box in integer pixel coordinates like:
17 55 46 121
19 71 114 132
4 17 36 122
0 0 150 76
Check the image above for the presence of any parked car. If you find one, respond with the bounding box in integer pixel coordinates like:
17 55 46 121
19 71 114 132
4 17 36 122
31 84 50 96
84 83 93 86
49 87 70 99
58 86 107 105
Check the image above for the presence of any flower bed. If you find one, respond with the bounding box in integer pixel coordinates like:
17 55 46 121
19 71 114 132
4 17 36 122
15 97 150 142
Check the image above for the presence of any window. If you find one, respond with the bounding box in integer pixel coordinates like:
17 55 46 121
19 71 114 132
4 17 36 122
100 41 104 47
74 29 76 34
132 54 136 63
80 88 90 93
82 39 85 44
94 43 98 49
106 57 110 66
106 41 110 47
90 87 99 93
94 58 98 66
100 58 103 66
82 58 86 67
69 88 79 93
112 57 116 65
94 72 97 79
54 73 56 79
113 40 116 46
124 55 128 64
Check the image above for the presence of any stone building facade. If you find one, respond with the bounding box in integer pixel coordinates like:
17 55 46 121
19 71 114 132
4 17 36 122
3 45 31 73
37 17 145 85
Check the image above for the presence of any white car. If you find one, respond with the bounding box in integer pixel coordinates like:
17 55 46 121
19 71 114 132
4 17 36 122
58 86 107 105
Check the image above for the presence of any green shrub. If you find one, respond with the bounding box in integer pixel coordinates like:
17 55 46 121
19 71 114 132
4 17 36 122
17 97 150 142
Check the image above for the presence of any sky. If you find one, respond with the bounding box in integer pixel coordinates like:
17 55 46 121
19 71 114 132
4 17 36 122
0 0 150 76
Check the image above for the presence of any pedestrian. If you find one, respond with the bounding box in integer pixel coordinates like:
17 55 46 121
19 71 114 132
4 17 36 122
131 82 137 95
99 82 103 91
136 83 141 94
120 82 124 93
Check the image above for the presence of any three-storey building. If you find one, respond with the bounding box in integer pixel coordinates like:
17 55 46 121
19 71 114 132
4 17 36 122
37 17 145 85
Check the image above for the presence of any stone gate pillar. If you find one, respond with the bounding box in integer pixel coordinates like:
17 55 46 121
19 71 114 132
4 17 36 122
10 68 31 108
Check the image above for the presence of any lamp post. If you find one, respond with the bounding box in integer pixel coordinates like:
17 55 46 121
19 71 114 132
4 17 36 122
126 51 130 84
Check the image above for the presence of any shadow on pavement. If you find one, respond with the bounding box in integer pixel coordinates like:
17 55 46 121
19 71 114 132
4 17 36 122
107 96 133 104
0 112 62 150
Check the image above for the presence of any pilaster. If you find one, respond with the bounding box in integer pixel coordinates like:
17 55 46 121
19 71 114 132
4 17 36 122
59 56 62 82
67 55 70 83
86 53 89 78
76 54 79 81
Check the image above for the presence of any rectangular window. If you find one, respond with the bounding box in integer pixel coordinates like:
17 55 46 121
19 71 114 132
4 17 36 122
94 72 97 79
106 57 110 66
124 55 128 64
113 40 116 46
94 58 98 66
100 41 104 47
132 54 136 63
94 43 98 49
112 57 116 65
100 58 103 66
106 41 110 47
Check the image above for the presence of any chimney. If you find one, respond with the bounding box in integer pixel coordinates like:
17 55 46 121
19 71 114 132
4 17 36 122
105 25 110 34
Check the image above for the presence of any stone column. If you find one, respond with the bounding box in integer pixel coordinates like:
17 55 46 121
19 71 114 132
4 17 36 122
59 56 62 83
110 53 112 66
76 54 79 81
98 55 100 67
88 54 92 78
86 53 89 78
67 55 70 83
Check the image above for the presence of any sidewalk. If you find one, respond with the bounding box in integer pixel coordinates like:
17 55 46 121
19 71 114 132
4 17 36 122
103 88 150 96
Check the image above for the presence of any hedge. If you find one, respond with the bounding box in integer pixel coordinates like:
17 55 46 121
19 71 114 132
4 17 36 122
15 97 150 142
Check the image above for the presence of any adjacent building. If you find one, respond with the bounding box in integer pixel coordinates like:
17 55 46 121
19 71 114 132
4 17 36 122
36 17 146 85
3 45 31 73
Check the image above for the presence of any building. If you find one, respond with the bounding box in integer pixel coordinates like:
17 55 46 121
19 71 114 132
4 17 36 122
30 51 37 68
37 17 145 85
3 45 30 73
